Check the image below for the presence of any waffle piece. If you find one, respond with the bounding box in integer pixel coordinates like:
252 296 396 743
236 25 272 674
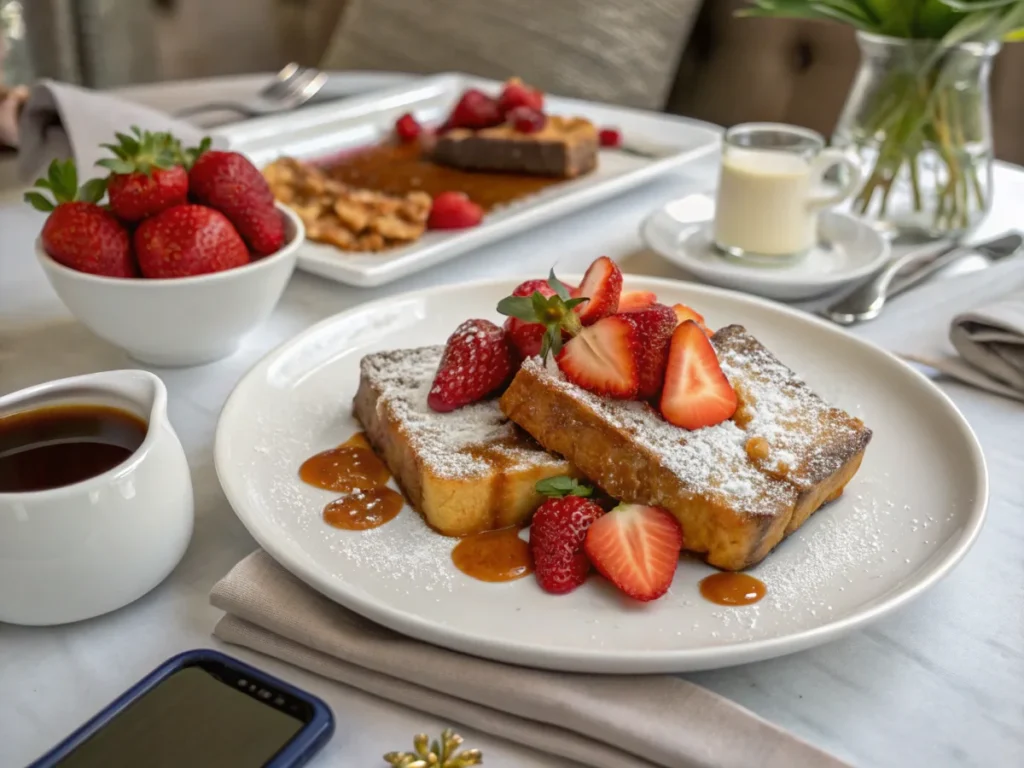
500 327 871 570
353 347 575 536
432 116 599 178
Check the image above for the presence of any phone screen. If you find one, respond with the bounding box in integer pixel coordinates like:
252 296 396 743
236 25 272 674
53 663 310 768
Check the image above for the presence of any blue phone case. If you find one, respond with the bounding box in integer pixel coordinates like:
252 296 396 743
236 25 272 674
29 648 335 768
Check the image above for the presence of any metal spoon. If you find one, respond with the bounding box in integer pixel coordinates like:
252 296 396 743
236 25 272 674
823 232 1023 326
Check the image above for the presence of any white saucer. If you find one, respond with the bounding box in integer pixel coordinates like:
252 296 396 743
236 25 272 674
641 195 890 301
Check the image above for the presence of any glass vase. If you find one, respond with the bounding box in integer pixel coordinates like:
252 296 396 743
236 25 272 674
832 32 998 240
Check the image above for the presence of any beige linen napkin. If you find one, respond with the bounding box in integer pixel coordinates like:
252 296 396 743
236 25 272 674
16 79 205 183
901 286 1024 403
211 550 848 768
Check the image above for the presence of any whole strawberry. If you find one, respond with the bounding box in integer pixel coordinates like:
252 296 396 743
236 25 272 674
428 319 515 412
530 476 603 595
97 126 188 221
496 270 586 359
134 204 249 279
186 140 285 256
25 159 135 278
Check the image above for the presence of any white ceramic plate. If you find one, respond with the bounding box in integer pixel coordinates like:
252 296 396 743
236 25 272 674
215 277 987 673
642 194 890 301
216 73 720 287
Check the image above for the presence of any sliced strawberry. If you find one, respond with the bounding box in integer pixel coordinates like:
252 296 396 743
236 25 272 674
502 279 557 359
627 303 678 400
618 290 658 313
584 504 683 602
556 315 639 398
530 476 603 595
428 319 515 412
660 320 738 429
498 78 544 115
671 303 711 335
507 106 547 134
574 256 622 326
428 191 484 230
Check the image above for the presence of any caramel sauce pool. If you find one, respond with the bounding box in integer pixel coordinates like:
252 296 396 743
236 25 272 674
322 142 561 211
451 528 533 583
0 404 146 492
699 573 767 606
299 432 400 531
323 486 404 530
299 433 390 493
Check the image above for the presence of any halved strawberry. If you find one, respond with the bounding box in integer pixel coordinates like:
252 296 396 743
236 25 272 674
497 77 544 116
574 256 622 326
584 504 683 602
660 320 738 429
671 303 711 335
628 303 678 400
497 270 585 360
618 290 658 313
428 319 515 412
556 315 640 398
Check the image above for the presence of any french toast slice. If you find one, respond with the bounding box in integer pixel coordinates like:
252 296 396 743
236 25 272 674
432 116 599 178
353 347 575 536
500 326 871 570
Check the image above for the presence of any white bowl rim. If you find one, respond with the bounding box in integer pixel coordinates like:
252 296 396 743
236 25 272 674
35 202 303 287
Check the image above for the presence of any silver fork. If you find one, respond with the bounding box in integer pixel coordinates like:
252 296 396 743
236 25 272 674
173 63 328 119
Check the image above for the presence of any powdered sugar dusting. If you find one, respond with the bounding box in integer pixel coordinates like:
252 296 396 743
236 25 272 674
522 356 793 517
361 346 563 479
714 325 869 489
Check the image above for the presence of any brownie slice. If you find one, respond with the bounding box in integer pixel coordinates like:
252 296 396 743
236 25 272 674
432 116 599 179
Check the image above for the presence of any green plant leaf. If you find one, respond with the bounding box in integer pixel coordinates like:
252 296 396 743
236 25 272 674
938 0 1019 10
495 295 537 321
23 191 54 212
937 9 1001 48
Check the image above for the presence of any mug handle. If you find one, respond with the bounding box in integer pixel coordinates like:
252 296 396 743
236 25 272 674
807 149 862 210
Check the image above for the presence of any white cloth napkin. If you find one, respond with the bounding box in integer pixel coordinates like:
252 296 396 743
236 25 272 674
210 550 848 768
16 79 205 183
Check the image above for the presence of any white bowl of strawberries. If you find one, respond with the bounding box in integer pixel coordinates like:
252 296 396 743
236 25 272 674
29 129 303 367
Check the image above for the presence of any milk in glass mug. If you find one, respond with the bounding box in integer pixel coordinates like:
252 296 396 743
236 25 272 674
713 123 862 262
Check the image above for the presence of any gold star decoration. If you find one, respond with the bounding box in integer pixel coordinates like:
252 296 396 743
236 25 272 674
384 728 483 767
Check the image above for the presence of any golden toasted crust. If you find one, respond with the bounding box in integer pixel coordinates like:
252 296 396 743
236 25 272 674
499 327 871 570
352 347 575 536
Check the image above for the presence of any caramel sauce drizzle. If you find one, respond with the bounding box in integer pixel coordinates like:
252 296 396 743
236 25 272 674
451 528 533 583
699 573 767 606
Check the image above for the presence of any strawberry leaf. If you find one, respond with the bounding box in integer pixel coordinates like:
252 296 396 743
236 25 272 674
535 475 593 498
79 177 108 204
496 295 537 321
547 269 572 300
23 191 54 212
564 297 588 310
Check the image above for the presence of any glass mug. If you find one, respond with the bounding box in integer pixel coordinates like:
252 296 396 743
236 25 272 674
713 123 862 263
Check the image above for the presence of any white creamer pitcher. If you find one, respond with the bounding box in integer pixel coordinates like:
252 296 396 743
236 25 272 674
0 370 193 625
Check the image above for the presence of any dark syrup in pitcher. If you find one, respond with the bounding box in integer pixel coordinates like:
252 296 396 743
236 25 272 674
0 404 147 492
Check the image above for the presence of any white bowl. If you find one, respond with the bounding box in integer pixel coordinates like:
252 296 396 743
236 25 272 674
0 370 193 626
36 203 303 367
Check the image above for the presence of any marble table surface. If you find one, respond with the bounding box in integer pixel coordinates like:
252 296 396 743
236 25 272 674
2 76 1023 768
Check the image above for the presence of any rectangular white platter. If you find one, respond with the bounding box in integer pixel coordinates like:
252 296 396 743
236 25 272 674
216 72 721 287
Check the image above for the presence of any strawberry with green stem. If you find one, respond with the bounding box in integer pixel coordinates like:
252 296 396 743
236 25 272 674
530 476 604 595
25 159 135 278
97 125 189 222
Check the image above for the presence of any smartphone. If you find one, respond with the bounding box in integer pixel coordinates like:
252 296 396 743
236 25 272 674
29 649 334 768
